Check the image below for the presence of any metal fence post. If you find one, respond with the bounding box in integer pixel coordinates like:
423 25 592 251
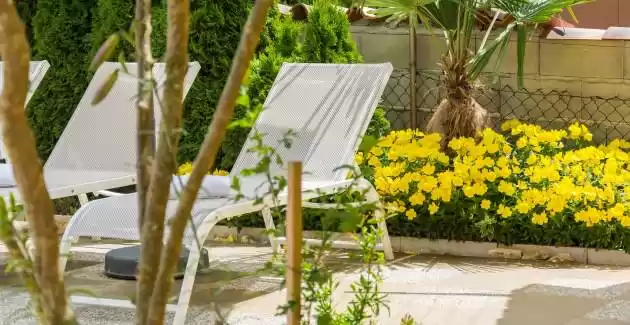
409 24 417 129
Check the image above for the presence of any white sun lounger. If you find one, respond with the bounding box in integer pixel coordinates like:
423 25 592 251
60 63 394 324
0 61 201 205
0 60 51 161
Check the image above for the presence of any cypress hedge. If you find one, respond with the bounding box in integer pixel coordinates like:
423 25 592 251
25 0 249 164
29 0 97 159
16 0 37 52
90 0 134 59
177 0 251 168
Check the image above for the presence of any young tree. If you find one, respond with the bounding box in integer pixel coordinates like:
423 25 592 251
0 0 73 324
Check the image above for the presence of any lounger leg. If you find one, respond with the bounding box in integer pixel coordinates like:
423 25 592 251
261 207 278 253
59 236 72 273
173 240 203 325
365 185 394 261
77 194 89 206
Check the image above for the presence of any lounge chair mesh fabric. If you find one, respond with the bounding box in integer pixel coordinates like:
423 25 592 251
0 62 201 200
63 63 393 245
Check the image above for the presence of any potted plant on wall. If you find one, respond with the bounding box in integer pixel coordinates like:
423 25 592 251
368 0 590 150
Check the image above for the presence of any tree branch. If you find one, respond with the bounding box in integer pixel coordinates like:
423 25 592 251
0 1 71 323
145 0 273 322
134 0 157 323
141 0 190 323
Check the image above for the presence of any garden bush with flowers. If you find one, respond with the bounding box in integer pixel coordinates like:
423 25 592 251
177 120 630 252
358 120 630 251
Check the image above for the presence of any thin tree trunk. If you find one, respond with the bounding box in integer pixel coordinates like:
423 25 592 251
0 1 71 324
140 0 190 323
134 0 156 323
145 0 273 323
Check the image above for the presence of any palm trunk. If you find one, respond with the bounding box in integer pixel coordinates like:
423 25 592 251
426 55 488 151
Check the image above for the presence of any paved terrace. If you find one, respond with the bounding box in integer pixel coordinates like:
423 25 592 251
2 243 630 325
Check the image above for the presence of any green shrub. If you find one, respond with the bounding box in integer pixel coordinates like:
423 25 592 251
89 0 134 59
16 0 37 51
302 0 361 63
176 0 250 165
29 0 97 159
220 0 387 170
258 0 281 53
151 3 168 59
357 121 630 251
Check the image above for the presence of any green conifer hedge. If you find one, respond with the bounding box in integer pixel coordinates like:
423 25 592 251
29 0 97 159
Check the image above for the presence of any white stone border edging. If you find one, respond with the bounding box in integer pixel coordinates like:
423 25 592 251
208 226 630 267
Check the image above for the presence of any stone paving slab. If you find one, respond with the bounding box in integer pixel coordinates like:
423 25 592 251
3 244 630 324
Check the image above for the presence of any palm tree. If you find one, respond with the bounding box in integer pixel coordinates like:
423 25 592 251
368 0 590 150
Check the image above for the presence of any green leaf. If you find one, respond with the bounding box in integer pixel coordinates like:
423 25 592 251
118 52 128 74
236 86 250 107
89 33 120 72
468 23 515 80
91 69 119 106
566 6 579 23
339 211 362 232
231 176 241 191
358 135 378 154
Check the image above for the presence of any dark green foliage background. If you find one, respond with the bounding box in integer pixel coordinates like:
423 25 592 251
29 0 97 159
177 0 250 165
16 0 37 51
24 0 249 164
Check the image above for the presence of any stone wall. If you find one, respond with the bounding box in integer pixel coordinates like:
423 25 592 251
350 25 630 141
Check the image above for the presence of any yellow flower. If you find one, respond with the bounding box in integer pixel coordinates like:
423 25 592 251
609 203 625 218
516 201 531 214
497 204 512 218
526 154 538 165
532 213 548 225
486 142 500 154
177 162 193 175
409 192 426 206
355 152 364 165
428 203 439 215
463 185 477 198
368 156 381 167
501 119 521 131
422 164 436 175
420 176 438 192
480 199 491 210
498 181 516 196
473 182 488 196
212 169 229 176
405 209 417 220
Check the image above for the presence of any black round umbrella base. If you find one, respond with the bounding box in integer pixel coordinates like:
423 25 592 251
104 245 210 280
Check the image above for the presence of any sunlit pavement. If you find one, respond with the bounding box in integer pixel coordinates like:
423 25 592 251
3 244 630 325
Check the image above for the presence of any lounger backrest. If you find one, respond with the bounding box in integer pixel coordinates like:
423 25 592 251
230 63 393 182
44 62 201 173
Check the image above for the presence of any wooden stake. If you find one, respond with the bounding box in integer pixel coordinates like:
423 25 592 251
286 161 303 325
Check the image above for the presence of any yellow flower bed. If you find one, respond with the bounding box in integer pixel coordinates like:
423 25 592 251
176 162 229 176
358 120 630 229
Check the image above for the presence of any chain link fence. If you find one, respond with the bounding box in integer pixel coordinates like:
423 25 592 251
380 69 630 144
